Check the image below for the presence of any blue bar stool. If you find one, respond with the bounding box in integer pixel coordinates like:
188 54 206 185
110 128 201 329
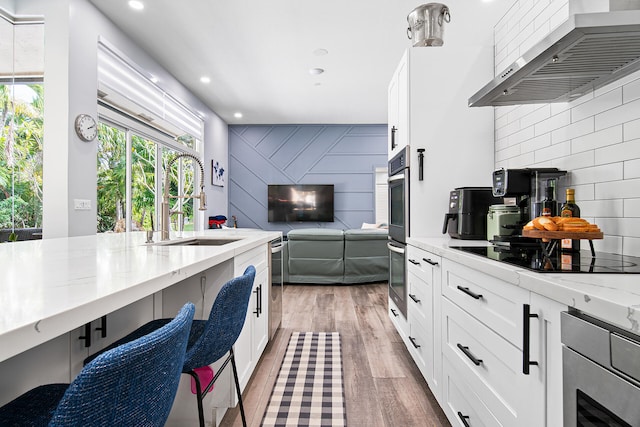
84 265 256 427
0 302 195 426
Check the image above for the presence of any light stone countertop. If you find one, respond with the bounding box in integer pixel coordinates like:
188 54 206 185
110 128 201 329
0 229 280 363
408 237 640 334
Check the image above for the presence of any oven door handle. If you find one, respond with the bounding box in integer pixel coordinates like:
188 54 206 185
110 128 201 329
388 173 405 183
387 243 405 255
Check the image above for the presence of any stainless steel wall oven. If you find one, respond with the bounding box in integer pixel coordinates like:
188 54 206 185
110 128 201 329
388 147 409 317
561 309 640 426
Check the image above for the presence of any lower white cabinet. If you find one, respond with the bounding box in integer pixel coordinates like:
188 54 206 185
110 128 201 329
234 245 269 393
389 247 566 427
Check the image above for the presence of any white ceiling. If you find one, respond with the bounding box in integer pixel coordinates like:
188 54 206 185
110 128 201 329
88 0 507 125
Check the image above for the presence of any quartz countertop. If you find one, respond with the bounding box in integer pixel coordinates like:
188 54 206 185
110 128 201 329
408 237 640 334
0 229 280 362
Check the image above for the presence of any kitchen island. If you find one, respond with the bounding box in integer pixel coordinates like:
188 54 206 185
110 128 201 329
0 228 280 425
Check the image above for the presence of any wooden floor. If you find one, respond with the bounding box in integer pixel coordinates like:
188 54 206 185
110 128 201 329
220 283 451 427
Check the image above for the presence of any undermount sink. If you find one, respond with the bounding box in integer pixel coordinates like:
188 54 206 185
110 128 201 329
154 237 243 246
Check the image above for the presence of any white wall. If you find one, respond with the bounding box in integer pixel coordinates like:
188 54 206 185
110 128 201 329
14 0 228 237
0 0 14 12
493 0 640 257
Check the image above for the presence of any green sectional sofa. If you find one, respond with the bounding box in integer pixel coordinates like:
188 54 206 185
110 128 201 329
283 228 389 284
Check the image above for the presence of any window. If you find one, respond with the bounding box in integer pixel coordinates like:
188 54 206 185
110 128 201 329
0 11 44 238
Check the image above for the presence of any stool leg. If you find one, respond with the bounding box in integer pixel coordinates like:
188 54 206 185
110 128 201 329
187 371 206 427
230 348 247 427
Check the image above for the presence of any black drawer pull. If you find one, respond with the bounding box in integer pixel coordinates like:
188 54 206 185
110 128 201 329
390 308 399 317
409 293 421 303
79 323 91 348
95 315 107 338
457 285 483 300
409 336 421 349
523 303 539 375
423 257 439 266
457 412 471 427
408 258 420 265
457 343 483 366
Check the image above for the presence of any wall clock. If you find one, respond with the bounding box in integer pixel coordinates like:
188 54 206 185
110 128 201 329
74 114 97 142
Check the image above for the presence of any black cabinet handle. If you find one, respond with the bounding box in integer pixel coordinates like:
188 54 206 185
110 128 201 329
423 258 439 266
408 258 420 265
409 293 421 303
391 126 397 150
390 308 399 317
523 303 539 375
457 412 471 427
409 336 421 349
254 285 261 317
457 285 483 300
79 322 91 348
95 315 107 338
457 343 483 366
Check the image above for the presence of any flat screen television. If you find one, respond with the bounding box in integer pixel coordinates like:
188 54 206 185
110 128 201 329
268 184 334 222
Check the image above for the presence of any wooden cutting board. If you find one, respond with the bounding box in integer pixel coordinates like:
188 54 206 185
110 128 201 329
522 229 603 240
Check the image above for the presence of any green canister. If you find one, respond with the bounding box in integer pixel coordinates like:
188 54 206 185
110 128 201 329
486 204 521 241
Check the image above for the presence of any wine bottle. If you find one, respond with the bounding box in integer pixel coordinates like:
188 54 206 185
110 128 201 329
560 188 581 252
541 184 557 217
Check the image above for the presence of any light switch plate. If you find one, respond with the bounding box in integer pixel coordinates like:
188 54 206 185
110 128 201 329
74 199 91 210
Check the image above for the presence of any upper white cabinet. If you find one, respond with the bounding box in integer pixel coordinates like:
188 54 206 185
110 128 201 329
387 45 495 237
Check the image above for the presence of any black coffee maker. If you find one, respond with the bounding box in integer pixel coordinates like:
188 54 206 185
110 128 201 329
492 168 567 223
442 187 502 239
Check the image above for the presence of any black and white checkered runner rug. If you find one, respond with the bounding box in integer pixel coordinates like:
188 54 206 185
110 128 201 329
261 332 346 426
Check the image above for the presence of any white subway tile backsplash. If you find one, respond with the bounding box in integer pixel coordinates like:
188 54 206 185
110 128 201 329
535 139 571 162
624 237 640 257
572 88 622 123
534 110 571 135
623 77 640 104
624 119 640 141
551 117 594 144
572 163 623 185
624 198 640 217
625 159 640 179
595 139 640 165
577 199 624 217
551 150 594 171
595 98 640 131
596 178 640 199
520 104 551 129
571 125 623 153
494 0 640 256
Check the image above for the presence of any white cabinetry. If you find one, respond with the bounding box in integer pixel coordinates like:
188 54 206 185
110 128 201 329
440 258 565 427
387 46 494 237
406 245 442 401
234 244 269 392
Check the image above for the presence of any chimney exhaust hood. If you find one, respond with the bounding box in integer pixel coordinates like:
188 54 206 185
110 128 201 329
469 10 640 107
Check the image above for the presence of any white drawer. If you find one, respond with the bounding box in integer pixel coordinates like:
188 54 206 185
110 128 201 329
442 297 530 426
407 270 431 324
234 244 267 275
407 312 432 382
442 356 499 427
389 297 409 341
407 245 441 281
442 258 528 346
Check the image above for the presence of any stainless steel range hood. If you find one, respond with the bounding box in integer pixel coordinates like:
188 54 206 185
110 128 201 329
469 10 640 107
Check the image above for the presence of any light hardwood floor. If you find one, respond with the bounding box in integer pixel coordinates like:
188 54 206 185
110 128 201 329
220 283 451 427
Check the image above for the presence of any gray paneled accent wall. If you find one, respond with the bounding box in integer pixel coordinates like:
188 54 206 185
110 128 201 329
228 124 387 233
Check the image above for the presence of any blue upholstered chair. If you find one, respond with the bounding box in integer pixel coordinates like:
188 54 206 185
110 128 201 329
84 265 256 427
0 302 195 427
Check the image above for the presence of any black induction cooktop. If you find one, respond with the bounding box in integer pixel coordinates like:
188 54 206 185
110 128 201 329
449 245 640 274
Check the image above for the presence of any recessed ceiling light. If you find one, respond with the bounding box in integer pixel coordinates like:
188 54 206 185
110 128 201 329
313 48 328 56
234 112 243 119
200 76 211 84
314 82 322 86
309 68 324 75
128 1 144 10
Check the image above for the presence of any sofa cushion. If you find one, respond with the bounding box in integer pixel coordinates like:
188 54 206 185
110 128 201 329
343 229 388 284
344 228 388 241
287 228 344 241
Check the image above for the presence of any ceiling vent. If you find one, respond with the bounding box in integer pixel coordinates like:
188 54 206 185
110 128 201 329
469 10 640 107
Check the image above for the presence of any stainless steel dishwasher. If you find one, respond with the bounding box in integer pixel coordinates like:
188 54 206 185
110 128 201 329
269 237 284 340
561 309 640 426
